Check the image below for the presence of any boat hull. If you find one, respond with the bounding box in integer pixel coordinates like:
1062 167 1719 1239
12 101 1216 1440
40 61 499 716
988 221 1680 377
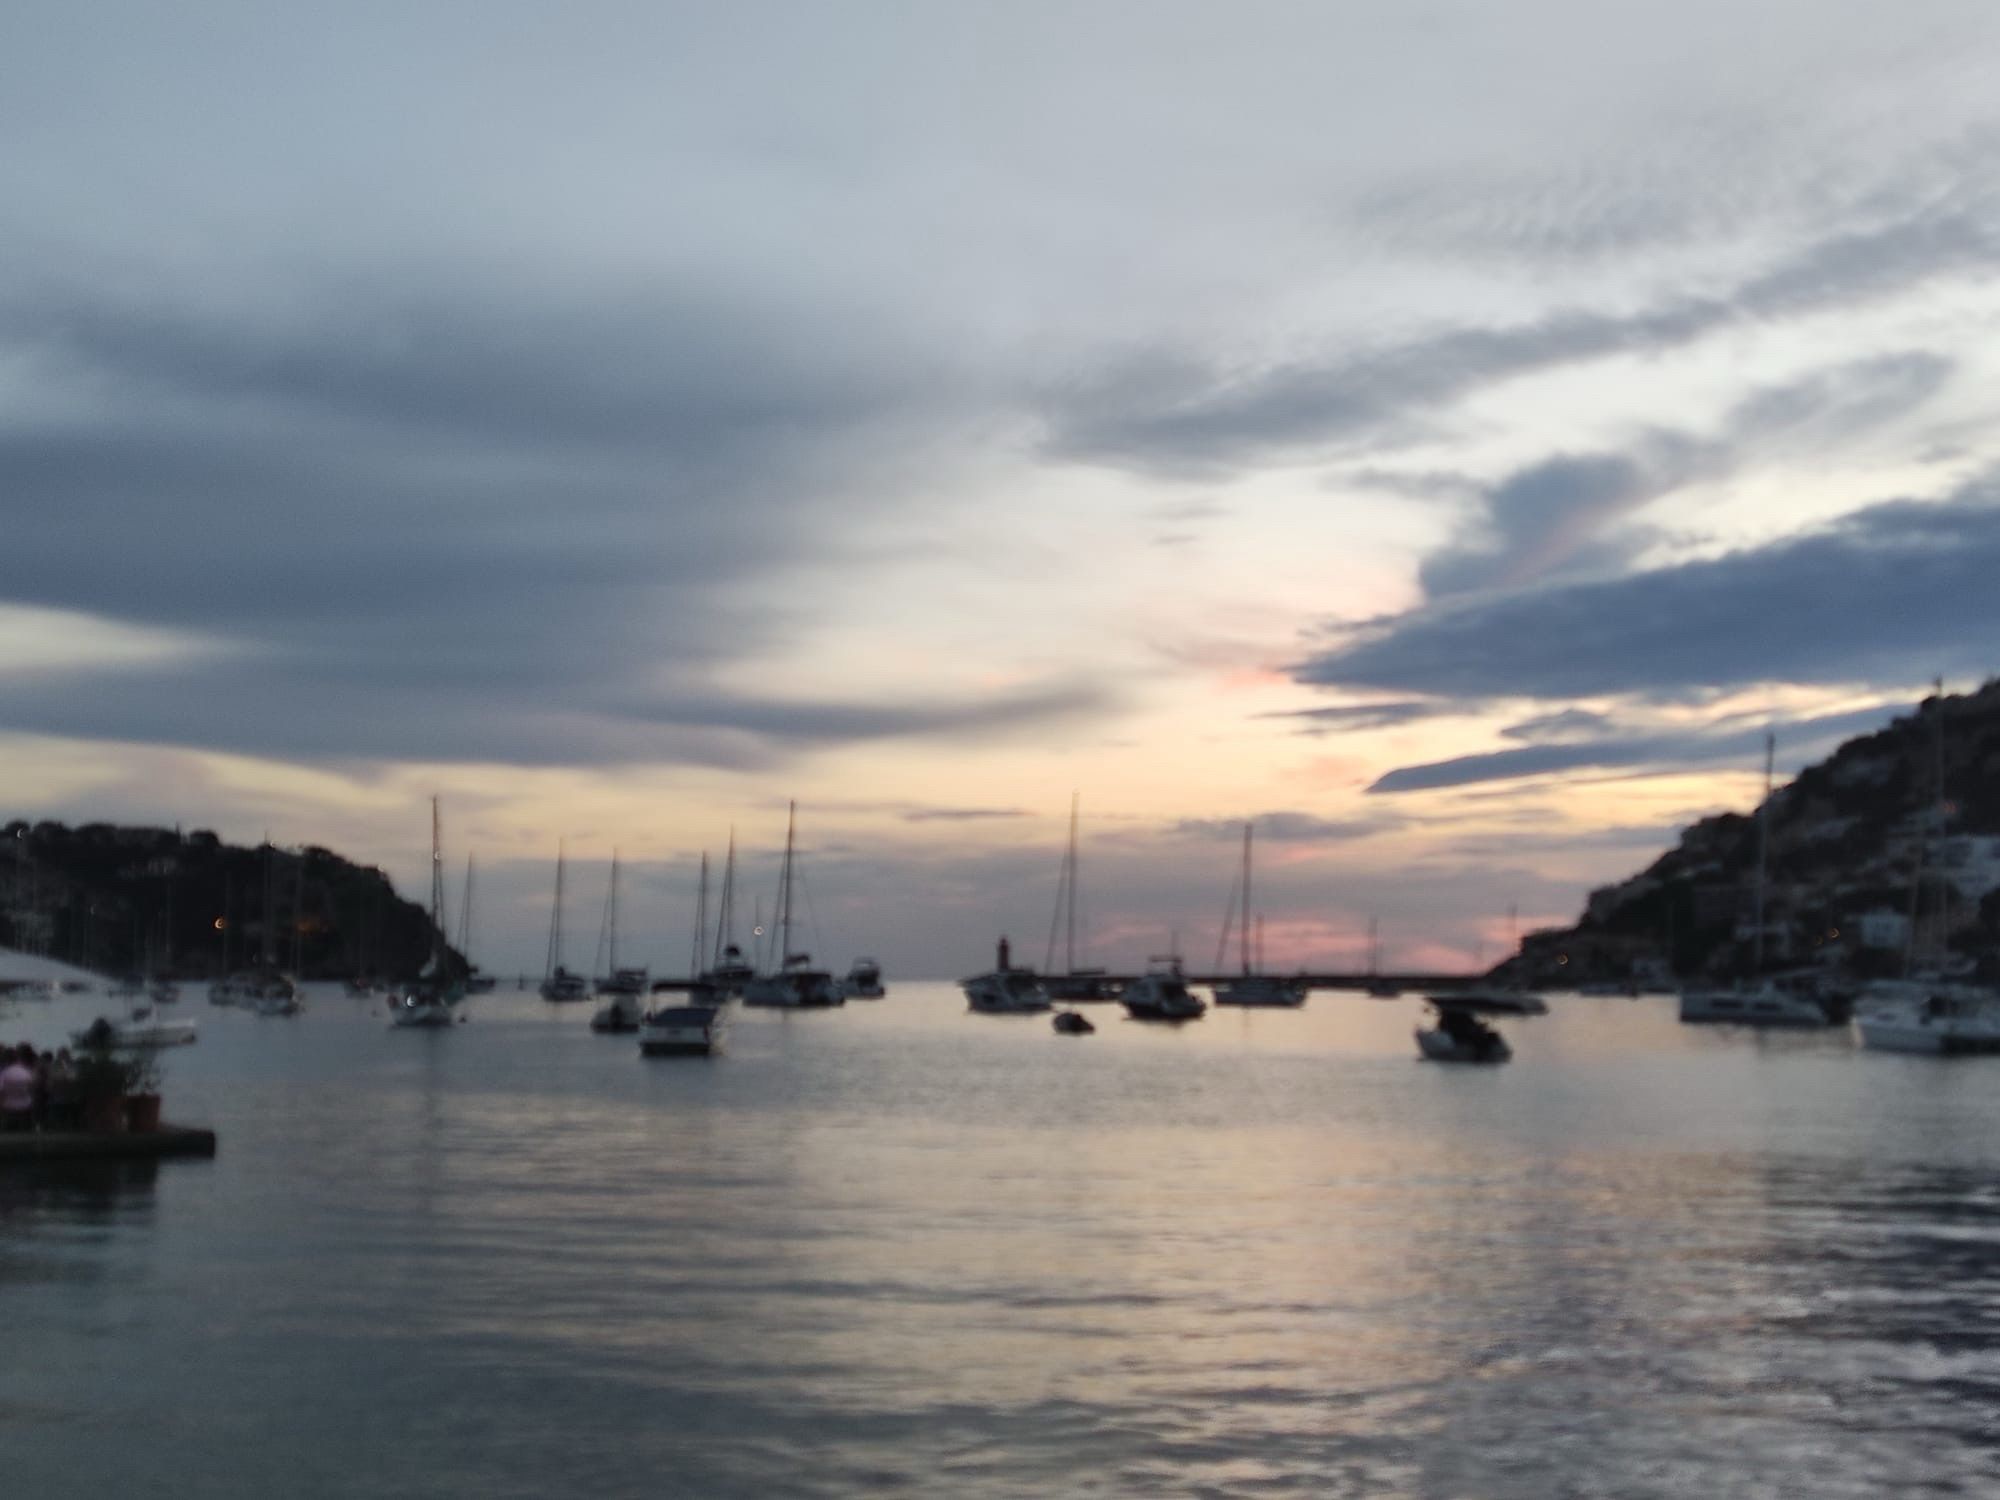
1678 989 1830 1026
1415 1026 1510 1063
1212 977 1306 1007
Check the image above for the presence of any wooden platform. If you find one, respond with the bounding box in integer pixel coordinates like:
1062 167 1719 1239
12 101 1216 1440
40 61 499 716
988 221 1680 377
0 1124 216 1164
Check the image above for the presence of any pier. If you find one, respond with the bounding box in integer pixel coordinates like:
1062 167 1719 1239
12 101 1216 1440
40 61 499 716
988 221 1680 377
0 1125 217 1166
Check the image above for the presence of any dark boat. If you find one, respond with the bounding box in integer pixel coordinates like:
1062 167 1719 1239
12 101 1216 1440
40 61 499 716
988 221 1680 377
1052 1010 1095 1035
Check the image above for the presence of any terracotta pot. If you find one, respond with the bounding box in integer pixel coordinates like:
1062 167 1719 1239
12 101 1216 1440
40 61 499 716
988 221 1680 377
124 1093 162 1134
83 1094 128 1135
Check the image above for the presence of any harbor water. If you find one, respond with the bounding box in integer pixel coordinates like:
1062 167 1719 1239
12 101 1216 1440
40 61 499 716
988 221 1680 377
3 984 1997 1497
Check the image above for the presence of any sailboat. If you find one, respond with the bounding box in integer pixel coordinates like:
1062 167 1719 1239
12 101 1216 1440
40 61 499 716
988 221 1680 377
741 803 842 1007
703 830 756 994
539 840 590 1001
1043 793 1120 1001
591 850 648 1031
1858 688 2000 1053
389 797 466 1028
1364 918 1401 997
1679 734 1830 1027
641 851 729 1055
1213 822 1306 1007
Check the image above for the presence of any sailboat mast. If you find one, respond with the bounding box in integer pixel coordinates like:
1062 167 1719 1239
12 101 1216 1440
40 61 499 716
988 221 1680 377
1240 822 1253 977
714 829 736 969
545 840 566 979
1066 792 1079 975
428 796 445 968
459 855 474 964
293 853 306 975
692 852 709 980
1752 732 1773 975
779 802 796 964
608 849 621 973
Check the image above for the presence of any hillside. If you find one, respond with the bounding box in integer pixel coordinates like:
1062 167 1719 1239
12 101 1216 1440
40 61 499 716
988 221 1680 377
0 822 449 981
1509 681 2000 985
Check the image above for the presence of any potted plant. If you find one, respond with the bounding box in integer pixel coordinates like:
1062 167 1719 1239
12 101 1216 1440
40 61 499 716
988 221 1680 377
71 1019 136 1135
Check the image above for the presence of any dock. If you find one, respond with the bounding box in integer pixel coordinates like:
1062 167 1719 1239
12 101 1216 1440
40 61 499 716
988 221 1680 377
0 1124 217 1165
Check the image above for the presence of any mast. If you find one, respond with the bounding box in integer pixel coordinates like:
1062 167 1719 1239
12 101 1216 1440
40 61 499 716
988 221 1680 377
544 839 566 979
1752 731 1773 976
428 796 445 970
1066 793 1079 974
691 852 710 980
608 848 621 973
261 841 276 967
713 829 736 968
1240 822 1253 976
1903 679 1946 975
778 802 796 966
458 854 474 965
293 853 306 976
1368 916 1380 978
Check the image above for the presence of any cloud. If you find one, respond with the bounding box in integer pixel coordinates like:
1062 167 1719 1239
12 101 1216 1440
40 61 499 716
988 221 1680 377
1169 811 1393 842
1368 704 1904 794
1259 700 1457 733
1297 482 2000 704
1500 708 1614 742
1043 210 1996 476
900 807 1033 823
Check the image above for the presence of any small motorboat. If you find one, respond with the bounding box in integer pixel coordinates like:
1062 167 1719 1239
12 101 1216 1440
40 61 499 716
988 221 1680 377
1415 1000 1511 1063
840 958 886 998
962 937 1051 1013
1121 955 1206 1022
388 987 462 1029
639 1002 727 1056
590 991 645 1034
72 1010 199 1049
1052 1010 1095 1035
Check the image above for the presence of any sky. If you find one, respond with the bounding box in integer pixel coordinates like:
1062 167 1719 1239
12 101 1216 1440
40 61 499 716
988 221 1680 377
6 1 2000 978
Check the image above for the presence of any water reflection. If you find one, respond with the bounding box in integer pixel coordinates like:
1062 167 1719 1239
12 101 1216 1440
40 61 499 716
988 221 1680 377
0 984 1997 1496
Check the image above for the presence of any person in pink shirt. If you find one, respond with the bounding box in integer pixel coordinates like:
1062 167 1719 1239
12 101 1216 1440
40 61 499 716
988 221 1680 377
0 1045 37 1132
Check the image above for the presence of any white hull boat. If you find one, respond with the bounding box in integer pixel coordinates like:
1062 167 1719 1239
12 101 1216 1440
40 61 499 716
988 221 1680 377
1678 983 1829 1027
742 964 843 1008
963 969 1051 1013
1856 985 2000 1054
639 1003 727 1056
1122 959 1206 1022
389 992 459 1028
74 1014 199 1049
589 992 645 1033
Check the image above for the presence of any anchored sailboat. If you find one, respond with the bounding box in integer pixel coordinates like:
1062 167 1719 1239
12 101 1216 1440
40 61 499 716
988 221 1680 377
539 840 589 1001
742 803 842 1007
1213 821 1306 1007
389 796 466 1028
1044 793 1120 1001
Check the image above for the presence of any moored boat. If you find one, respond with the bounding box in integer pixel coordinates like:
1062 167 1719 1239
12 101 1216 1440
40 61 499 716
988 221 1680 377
1415 1001 1511 1063
1855 982 2000 1055
962 936 1050 1013
1122 956 1206 1022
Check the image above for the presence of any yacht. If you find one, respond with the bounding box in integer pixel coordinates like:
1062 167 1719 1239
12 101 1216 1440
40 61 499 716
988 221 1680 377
589 990 645 1034
840 958 886 998
1678 979 1831 1026
72 1009 198 1049
1415 1001 1511 1063
1422 986 1548 1017
538 840 591 1000
387 986 458 1028
540 966 590 1002
1042 793 1123 1001
962 936 1050 1013
1855 982 2000 1055
640 1004 728 1064
1121 956 1206 1022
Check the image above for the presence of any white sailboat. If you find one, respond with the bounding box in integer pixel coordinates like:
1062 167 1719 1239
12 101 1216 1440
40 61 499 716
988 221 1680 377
389 797 465 1029
741 803 842 1007
1043 793 1120 1001
1213 822 1306 1007
458 855 496 993
539 840 590 1001
591 849 647 1032
704 830 756 994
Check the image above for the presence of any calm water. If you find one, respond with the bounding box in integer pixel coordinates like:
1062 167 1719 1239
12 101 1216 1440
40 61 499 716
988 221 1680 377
3 983 1998 1498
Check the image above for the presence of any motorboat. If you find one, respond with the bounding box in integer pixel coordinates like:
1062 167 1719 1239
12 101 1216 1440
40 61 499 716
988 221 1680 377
250 974 304 1017
1052 1009 1095 1035
1122 956 1206 1022
840 958 886 998
1423 986 1548 1017
388 986 460 1029
1855 982 2000 1054
1678 980 1832 1026
589 991 645 1033
1415 1001 1511 1063
73 1008 198 1049
598 967 650 997
639 1000 727 1056
1045 969 1123 1001
705 944 757 995
540 966 591 1002
743 957 844 1008
962 936 1050 1013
